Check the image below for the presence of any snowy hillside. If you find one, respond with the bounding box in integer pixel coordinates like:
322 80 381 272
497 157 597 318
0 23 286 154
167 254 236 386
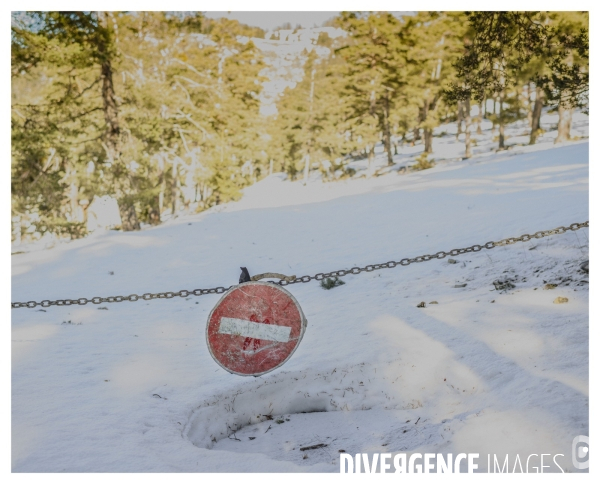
12 132 589 471
254 26 345 116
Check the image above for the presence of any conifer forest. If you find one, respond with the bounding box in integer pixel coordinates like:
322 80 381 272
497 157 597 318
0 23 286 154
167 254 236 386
11 12 589 242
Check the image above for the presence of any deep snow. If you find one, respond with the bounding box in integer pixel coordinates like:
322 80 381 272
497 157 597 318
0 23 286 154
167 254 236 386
12 123 589 472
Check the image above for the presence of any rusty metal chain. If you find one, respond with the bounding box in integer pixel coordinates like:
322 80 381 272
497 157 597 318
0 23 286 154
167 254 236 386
278 221 589 286
11 285 233 310
11 221 588 309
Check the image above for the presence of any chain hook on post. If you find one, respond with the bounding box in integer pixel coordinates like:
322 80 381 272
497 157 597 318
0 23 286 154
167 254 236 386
252 273 297 283
239 267 296 284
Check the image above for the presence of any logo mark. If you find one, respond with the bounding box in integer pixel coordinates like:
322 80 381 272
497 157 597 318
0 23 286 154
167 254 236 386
572 435 589 470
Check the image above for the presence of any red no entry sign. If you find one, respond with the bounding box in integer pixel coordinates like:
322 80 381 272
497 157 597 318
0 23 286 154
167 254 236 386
206 282 308 376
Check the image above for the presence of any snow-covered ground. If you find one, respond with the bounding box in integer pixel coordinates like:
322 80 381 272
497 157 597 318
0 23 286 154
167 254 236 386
11 119 589 472
342 109 589 177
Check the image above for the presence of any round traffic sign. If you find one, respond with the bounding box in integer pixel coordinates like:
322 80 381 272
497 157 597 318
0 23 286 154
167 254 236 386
206 281 307 376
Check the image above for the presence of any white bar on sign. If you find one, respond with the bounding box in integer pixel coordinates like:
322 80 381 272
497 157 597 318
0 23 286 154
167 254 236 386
218 317 291 343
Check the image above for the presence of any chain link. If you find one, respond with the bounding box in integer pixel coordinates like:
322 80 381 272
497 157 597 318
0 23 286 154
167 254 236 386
278 221 589 286
11 221 588 309
11 286 233 310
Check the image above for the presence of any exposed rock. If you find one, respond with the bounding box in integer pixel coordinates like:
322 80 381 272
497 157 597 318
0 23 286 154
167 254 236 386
493 280 515 290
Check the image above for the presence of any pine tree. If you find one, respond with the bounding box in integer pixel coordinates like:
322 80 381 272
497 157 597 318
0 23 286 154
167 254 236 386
12 12 143 231
12 11 589 244
270 32 349 180
542 12 588 143
12 12 106 238
404 12 470 156
448 11 588 149
12 12 268 240
335 12 409 170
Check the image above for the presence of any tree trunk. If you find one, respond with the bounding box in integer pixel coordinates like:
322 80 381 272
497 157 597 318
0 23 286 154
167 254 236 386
424 128 433 153
482 95 487 119
498 123 505 149
98 12 139 231
497 92 506 150
149 200 160 225
68 181 81 222
156 154 166 220
529 86 544 145
383 96 393 165
119 203 139 231
414 103 424 144
555 103 572 144
464 98 472 159
477 102 483 135
171 157 180 215
202 184 210 206
456 101 463 140
303 153 310 185
65 162 82 223
303 68 316 184
526 84 533 128
498 121 505 150
159 174 166 217
422 99 434 154
413 127 421 144
368 144 375 171
101 59 120 160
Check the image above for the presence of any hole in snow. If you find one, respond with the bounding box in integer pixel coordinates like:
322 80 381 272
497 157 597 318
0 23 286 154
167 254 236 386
209 407 447 468
184 345 484 467
183 357 470 458
185 380 336 451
